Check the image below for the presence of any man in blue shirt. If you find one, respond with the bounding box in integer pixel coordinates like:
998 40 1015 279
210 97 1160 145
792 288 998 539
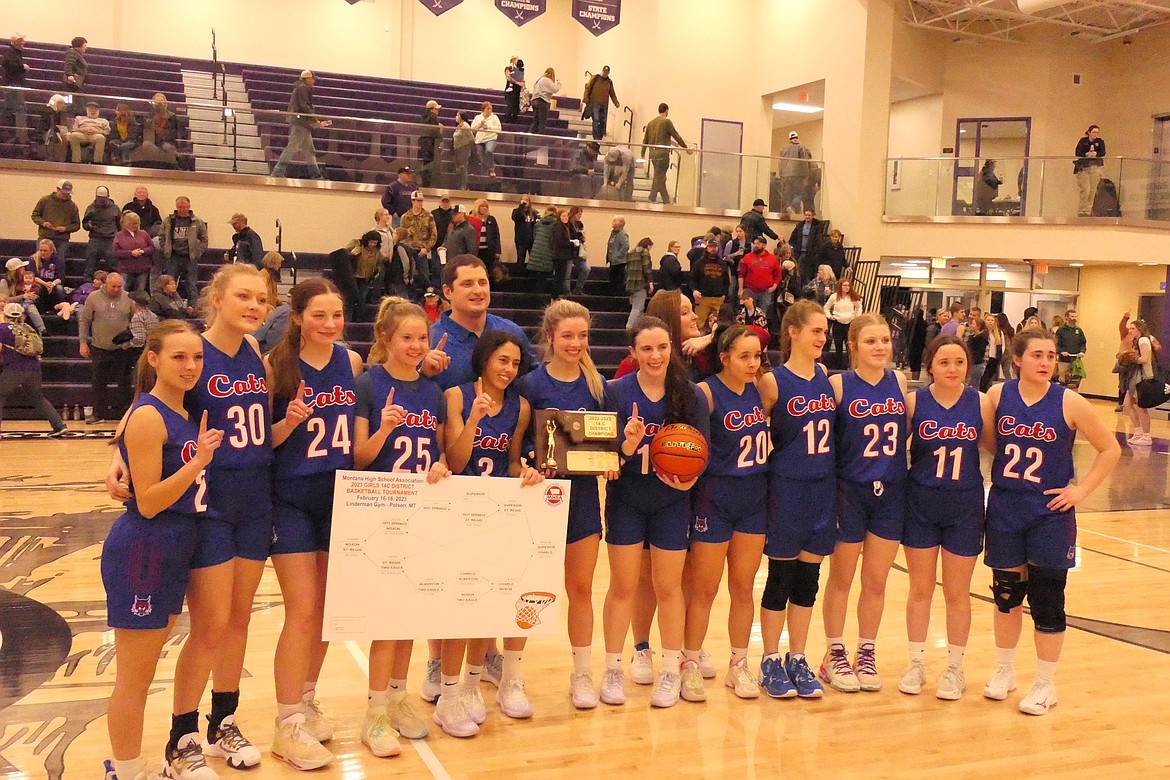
381 166 418 228
421 254 538 390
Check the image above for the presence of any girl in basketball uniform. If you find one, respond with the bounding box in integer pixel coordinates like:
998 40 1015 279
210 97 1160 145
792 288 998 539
435 331 544 737
820 312 908 694
353 297 450 755
104 321 223 780
682 325 768 702
899 335 994 701
515 299 611 709
602 315 710 709
265 278 363 769
982 329 1119 715
755 300 836 699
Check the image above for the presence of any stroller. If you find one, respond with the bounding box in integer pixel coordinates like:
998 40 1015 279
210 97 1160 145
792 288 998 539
1091 178 1121 217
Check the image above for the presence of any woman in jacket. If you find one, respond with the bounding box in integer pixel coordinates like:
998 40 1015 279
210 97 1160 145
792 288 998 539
823 277 861 356
113 212 155 293
471 199 502 280
973 159 1003 215
511 196 537 272
804 265 836 306
568 206 588 295
527 206 559 295
471 102 502 177
625 237 654 328
550 209 580 298
530 68 561 135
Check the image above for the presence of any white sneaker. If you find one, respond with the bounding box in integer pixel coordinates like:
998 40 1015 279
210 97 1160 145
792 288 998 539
483 650 504 687
462 685 487 725
201 715 261 769
854 645 882 692
697 648 717 679
497 676 534 719
819 645 861 693
679 660 706 702
630 647 654 685
361 707 402 758
1131 433 1153 446
387 691 428 740
1018 679 1058 716
936 665 966 701
600 667 626 705
432 693 479 738
271 714 334 771
301 695 334 742
983 664 1017 701
165 734 218 780
898 660 926 695
724 657 761 699
569 671 599 709
649 670 681 708
421 659 441 703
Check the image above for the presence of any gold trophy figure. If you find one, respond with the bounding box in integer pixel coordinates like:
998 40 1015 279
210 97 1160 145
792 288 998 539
544 418 558 471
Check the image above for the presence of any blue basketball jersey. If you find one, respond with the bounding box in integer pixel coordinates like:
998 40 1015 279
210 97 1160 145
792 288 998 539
356 365 445 473
607 373 711 503
459 382 521 477
836 369 908 483
991 380 1074 495
516 364 606 414
273 344 356 479
186 336 273 469
769 365 836 481
909 385 984 489
702 375 769 478
120 393 206 519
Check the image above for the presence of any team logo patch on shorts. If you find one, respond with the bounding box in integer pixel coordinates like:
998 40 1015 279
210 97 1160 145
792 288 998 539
131 595 153 617
694 516 709 533
544 485 564 506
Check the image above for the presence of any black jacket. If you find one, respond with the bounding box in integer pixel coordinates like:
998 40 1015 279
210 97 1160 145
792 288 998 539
1074 136 1105 171
739 210 778 244
657 253 684 291
789 219 828 257
432 206 453 246
443 220 477 258
478 215 502 259
122 198 163 237
692 254 730 298
816 242 848 279
551 222 579 262
511 206 536 249
229 226 265 268
1 44 26 86
419 110 441 160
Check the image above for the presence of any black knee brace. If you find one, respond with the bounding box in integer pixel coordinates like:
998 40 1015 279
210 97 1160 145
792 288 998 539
788 561 822 608
761 558 796 612
1026 565 1068 634
991 569 1028 614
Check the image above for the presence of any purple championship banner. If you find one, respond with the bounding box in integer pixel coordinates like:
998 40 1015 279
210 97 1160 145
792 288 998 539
496 0 546 26
419 0 464 16
572 0 621 36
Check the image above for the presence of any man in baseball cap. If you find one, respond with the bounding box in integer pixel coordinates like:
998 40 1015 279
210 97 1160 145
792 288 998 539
1 300 68 436
32 181 80 258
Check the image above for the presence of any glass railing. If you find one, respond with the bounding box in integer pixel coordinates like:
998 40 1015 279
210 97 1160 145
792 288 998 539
885 156 1170 224
0 85 824 216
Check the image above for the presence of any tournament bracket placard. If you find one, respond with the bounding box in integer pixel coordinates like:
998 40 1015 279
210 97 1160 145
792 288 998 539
323 471 571 640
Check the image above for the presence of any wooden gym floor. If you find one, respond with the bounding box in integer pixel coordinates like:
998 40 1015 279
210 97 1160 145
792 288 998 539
1 400 1169 779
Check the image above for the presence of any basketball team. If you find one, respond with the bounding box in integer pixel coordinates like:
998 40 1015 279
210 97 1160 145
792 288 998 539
98 254 1120 780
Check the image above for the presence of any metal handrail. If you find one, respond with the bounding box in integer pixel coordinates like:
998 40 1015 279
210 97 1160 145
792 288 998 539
622 105 633 146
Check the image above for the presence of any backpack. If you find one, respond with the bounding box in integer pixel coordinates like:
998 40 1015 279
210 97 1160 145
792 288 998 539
2 320 44 358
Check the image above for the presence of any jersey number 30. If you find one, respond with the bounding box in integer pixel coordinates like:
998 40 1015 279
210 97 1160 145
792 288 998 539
226 403 266 448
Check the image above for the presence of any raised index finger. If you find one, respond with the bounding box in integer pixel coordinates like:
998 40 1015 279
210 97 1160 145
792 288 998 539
297 379 307 400
474 378 484 396
199 410 208 434
384 387 396 409
435 333 448 352
631 402 639 420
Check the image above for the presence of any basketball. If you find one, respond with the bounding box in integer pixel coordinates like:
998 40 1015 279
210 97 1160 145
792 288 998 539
649 424 709 482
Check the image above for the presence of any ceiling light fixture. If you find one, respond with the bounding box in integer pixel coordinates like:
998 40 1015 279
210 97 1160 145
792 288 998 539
772 102 823 113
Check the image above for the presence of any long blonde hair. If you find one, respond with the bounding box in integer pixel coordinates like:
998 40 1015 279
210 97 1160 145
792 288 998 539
847 312 890 368
199 263 265 326
538 299 605 404
368 296 428 365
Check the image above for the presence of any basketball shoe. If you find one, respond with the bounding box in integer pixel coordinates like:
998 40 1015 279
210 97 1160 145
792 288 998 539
202 715 260 769
483 649 504 687
164 734 218 780
630 647 655 685
724 657 760 699
301 693 334 742
936 665 966 701
649 670 681 708
1018 679 1057 715
983 664 1017 701
697 648 717 679
759 655 797 699
679 659 706 702
819 644 861 692
421 659 441 703
271 713 333 771
462 685 487 725
898 659 926 695
387 691 428 739
785 653 824 699
433 693 479 738
854 644 882 691
600 667 626 705
497 676 534 719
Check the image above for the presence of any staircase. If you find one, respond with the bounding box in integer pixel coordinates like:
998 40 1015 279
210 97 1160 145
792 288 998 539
180 70 269 175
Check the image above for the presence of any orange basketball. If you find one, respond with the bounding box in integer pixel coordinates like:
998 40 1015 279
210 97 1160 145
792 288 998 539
649 424 709 483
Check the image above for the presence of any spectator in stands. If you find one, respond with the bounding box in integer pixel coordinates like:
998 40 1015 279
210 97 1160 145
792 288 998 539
28 239 68 315
722 225 748 299
570 141 601 198
816 228 848 279
805 264 836 305
550 208 581 298
606 216 630 294
471 102 501 177
419 100 442 187
530 67 561 135
973 159 1002 216
432 197 454 247
0 302 67 436
113 211 154 292
31 179 80 258
510 195 536 272
582 65 620 141
1 33 30 145
1 258 46 333
452 112 474 189
149 274 194 320
261 251 284 306
603 145 636 201
372 207 394 294
1074 125 1105 217
625 237 654 328
255 300 291 354
66 101 109 163
1056 309 1087 385
345 230 381 318
941 302 965 338
71 269 104 308
422 287 447 324
385 226 416 298
225 213 264 268
271 70 329 179
641 103 689 204
736 294 770 332
39 94 71 162
472 200 503 280
138 93 181 169
503 56 524 123
692 237 730 328
122 186 162 237
160 196 209 300
657 240 684 292
779 131 812 215
824 277 862 356
739 198 778 246
790 208 828 282
567 206 589 295
527 206 558 293
64 37 88 93
773 258 802 321
126 290 159 365
107 103 141 164
443 205 477 261
400 191 439 290
81 185 120 279
738 235 780 311
78 271 133 422
382 167 418 227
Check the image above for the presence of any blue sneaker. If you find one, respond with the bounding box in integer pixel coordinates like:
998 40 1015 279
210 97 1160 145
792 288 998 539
759 655 797 699
785 653 824 699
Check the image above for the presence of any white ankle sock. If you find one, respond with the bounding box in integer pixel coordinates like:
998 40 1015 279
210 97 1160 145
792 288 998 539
502 649 523 681
604 652 622 670
463 664 483 686
996 647 1016 667
115 756 147 780
302 682 317 697
908 641 926 663
1035 659 1057 683
827 636 845 649
730 647 748 664
571 646 592 674
662 649 682 673
277 702 302 721
947 644 965 668
368 689 388 708
387 678 407 693
682 647 701 662
441 674 460 689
